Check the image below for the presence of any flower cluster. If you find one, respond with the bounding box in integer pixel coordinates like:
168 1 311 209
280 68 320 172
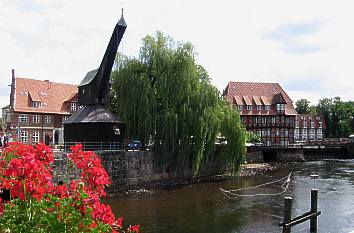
0 142 140 233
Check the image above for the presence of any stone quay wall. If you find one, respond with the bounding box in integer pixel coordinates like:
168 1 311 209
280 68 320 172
52 150 225 193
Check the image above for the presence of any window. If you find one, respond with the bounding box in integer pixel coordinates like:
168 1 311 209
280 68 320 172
33 115 40 123
303 121 307 128
276 103 286 111
70 102 77 111
311 121 315 128
44 115 51 123
246 105 252 111
237 105 243 111
295 120 299 128
33 131 39 143
303 134 307 140
310 129 315 134
253 117 258 124
256 105 262 111
266 129 271 136
285 130 289 137
264 105 270 111
271 117 276 124
318 122 322 128
276 129 279 136
295 129 299 134
32 101 41 108
63 116 69 122
266 141 271 146
318 134 323 140
303 129 307 134
19 114 27 123
21 131 28 143
257 130 261 136
317 129 322 134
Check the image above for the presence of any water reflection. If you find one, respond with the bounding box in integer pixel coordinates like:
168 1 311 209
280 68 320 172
106 159 354 233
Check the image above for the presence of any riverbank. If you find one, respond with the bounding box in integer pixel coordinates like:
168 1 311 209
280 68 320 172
109 162 278 196
238 162 278 176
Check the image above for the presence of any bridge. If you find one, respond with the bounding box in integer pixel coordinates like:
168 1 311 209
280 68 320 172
246 139 354 163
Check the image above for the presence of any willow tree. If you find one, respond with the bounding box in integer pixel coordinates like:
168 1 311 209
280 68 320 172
110 32 246 175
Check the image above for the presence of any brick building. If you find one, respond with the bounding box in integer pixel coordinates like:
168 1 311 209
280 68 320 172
5 69 78 145
223 82 297 146
295 114 325 141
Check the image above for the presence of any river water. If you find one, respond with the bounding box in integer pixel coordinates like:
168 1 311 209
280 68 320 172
106 159 354 233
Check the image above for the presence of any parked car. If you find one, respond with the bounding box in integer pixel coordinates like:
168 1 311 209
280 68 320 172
127 140 142 150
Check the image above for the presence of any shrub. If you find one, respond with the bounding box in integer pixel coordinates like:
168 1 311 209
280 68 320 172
0 142 140 233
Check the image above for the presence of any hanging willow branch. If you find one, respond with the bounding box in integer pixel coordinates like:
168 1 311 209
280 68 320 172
110 32 246 175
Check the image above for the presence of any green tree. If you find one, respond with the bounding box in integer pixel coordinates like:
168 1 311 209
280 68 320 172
317 97 354 138
295 99 313 114
246 131 261 144
110 32 246 175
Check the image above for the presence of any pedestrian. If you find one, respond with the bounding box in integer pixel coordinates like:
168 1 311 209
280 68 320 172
0 131 4 148
3 132 9 147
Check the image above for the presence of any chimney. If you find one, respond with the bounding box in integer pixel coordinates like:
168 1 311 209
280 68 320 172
9 69 16 110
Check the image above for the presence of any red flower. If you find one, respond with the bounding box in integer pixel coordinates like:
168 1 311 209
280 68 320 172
0 197 4 216
129 224 140 233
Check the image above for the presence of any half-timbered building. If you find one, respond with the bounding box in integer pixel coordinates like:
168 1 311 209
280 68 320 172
223 82 297 146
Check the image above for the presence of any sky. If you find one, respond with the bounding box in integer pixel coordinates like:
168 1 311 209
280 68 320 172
1 0 354 111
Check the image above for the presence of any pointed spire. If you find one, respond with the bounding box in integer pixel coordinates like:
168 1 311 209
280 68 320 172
118 8 127 27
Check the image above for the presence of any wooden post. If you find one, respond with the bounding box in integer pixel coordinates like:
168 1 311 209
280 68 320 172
283 197 292 233
310 189 318 232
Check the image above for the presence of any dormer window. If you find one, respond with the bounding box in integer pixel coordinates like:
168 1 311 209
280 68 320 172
276 103 286 111
236 105 243 111
32 101 41 108
246 105 252 111
256 105 262 111
264 105 270 111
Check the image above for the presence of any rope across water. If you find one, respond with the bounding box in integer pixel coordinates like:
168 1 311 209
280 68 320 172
220 172 292 199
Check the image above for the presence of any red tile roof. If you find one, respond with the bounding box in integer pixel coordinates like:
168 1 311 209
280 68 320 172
224 81 297 115
234 95 243 105
252 96 262 105
260 96 271 105
243 96 252 105
14 77 78 114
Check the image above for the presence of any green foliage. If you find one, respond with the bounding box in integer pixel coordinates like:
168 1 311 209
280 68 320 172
246 131 261 144
110 32 246 175
295 99 312 114
317 97 354 138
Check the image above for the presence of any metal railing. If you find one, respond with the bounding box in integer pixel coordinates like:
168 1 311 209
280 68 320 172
63 141 125 151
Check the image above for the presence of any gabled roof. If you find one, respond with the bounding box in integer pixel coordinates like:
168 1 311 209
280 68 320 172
79 69 98 86
28 91 41 102
260 96 271 105
243 96 252 105
252 96 262 105
224 81 296 115
234 95 243 105
64 105 123 124
14 77 78 114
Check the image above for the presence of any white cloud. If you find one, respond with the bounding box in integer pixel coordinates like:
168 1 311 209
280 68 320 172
1 0 354 112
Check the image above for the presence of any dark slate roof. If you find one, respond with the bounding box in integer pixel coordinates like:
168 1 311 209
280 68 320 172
79 69 98 86
64 105 123 124
118 13 127 27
